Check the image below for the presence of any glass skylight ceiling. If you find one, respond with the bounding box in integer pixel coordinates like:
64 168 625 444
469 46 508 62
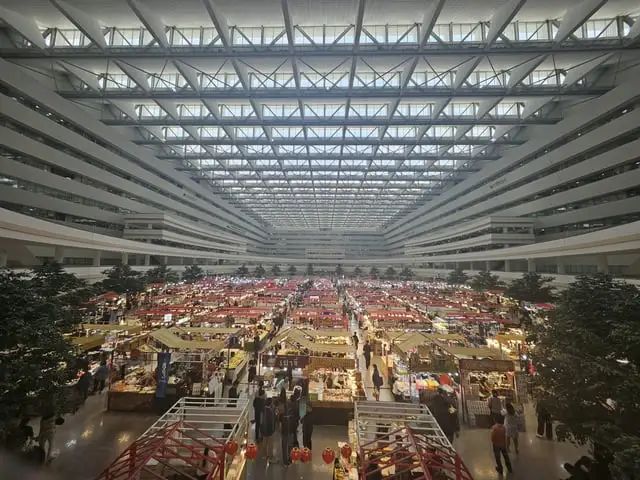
3 0 636 230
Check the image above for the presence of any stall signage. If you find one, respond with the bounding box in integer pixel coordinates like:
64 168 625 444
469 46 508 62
268 355 309 369
459 358 514 372
156 352 171 398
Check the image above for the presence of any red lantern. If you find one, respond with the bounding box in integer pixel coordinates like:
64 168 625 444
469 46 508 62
341 444 352 460
245 442 258 460
224 440 238 456
300 447 312 463
322 447 335 464
290 447 301 462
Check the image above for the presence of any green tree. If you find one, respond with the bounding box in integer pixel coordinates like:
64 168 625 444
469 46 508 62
224 314 234 328
505 272 555 303
99 264 144 295
335 264 344 277
145 264 179 284
306 263 314 276
182 264 204 283
399 266 414 280
254 264 266 277
447 266 469 285
469 270 504 291
384 266 397 279
236 264 249 277
287 265 297 276
369 266 379 279
0 269 77 437
354 266 362 277
532 274 640 478
271 264 281 276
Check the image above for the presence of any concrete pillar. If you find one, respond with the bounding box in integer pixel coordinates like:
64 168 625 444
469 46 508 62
596 255 609 274
162 256 169 265
527 258 535 273
178 257 184 265
504 259 512 272
54 246 64 263
144 254 150 266
557 259 566 275
121 252 129 265
485 261 491 272
0 250 7 268
92 251 101 267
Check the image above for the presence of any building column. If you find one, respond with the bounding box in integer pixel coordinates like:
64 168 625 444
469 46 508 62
596 255 609 274
144 254 150 266
121 252 129 265
557 259 566 275
54 246 64 263
527 258 536 273
92 251 101 267
485 261 491 272
0 250 7 268
504 259 512 272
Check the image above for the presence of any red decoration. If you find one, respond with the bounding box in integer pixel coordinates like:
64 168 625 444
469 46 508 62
290 447 301 462
245 442 258 460
300 447 312 463
322 447 335 464
224 440 238 456
341 444 352 460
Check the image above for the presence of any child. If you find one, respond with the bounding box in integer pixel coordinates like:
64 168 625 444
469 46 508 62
490 415 512 476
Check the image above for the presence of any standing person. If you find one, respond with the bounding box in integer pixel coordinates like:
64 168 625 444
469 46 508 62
253 333 260 361
490 415 512 475
392 377 403 402
278 389 291 466
248 360 257 386
287 367 294 391
536 401 553 439
93 360 109 394
76 367 92 402
504 403 520 453
228 380 239 404
487 390 502 423
372 364 384 401
301 400 313 450
363 341 372 370
38 413 59 464
352 332 359 351
288 389 301 448
261 397 277 463
253 388 266 442
430 388 457 443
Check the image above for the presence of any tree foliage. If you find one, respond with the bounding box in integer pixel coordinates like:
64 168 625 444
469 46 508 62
270 264 281 276
253 264 266 277
369 266 379 278
145 264 179 284
287 265 297 276
0 268 80 437
98 264 144 295
447 267 469 286
182 264 204 283
469 270 504 291
505 272 555 303
236 264 249 277
335 264 344 277
384 266 397 279
353 266 362 277
399 266 414 280
532 274 640 478
306 264 314 276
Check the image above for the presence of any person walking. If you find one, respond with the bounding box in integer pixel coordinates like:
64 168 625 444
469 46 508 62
504 403 520 453
92 360 109 394
487 390 502 423
363 341 372 370
76 367 92 402
277 388 291 466
430 388 457 443
372 364 384 401
261 397 277 463
253 388 266 442
301 400 313 450
536 401 553 439
490 415 513 476
38 413 60 464
352 332 359 351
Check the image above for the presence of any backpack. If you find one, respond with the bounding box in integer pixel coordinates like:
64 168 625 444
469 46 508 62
261 406 276 436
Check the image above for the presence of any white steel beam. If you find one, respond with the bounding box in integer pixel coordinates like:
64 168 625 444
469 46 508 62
114 60 150 92
155 99 179 119
563 53 612 87
50 0 106 49
174 60 201 92
554 0 606 44
109 100 138 120
506 55 546 88
485 0 526 46
453 56 482 89
419 0 446 46
476 97 502 119
126 0 169 48
0 5 46 48
521 97 553 118
58 61 101 92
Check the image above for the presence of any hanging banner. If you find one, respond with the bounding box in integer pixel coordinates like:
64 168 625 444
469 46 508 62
156 352 171 398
